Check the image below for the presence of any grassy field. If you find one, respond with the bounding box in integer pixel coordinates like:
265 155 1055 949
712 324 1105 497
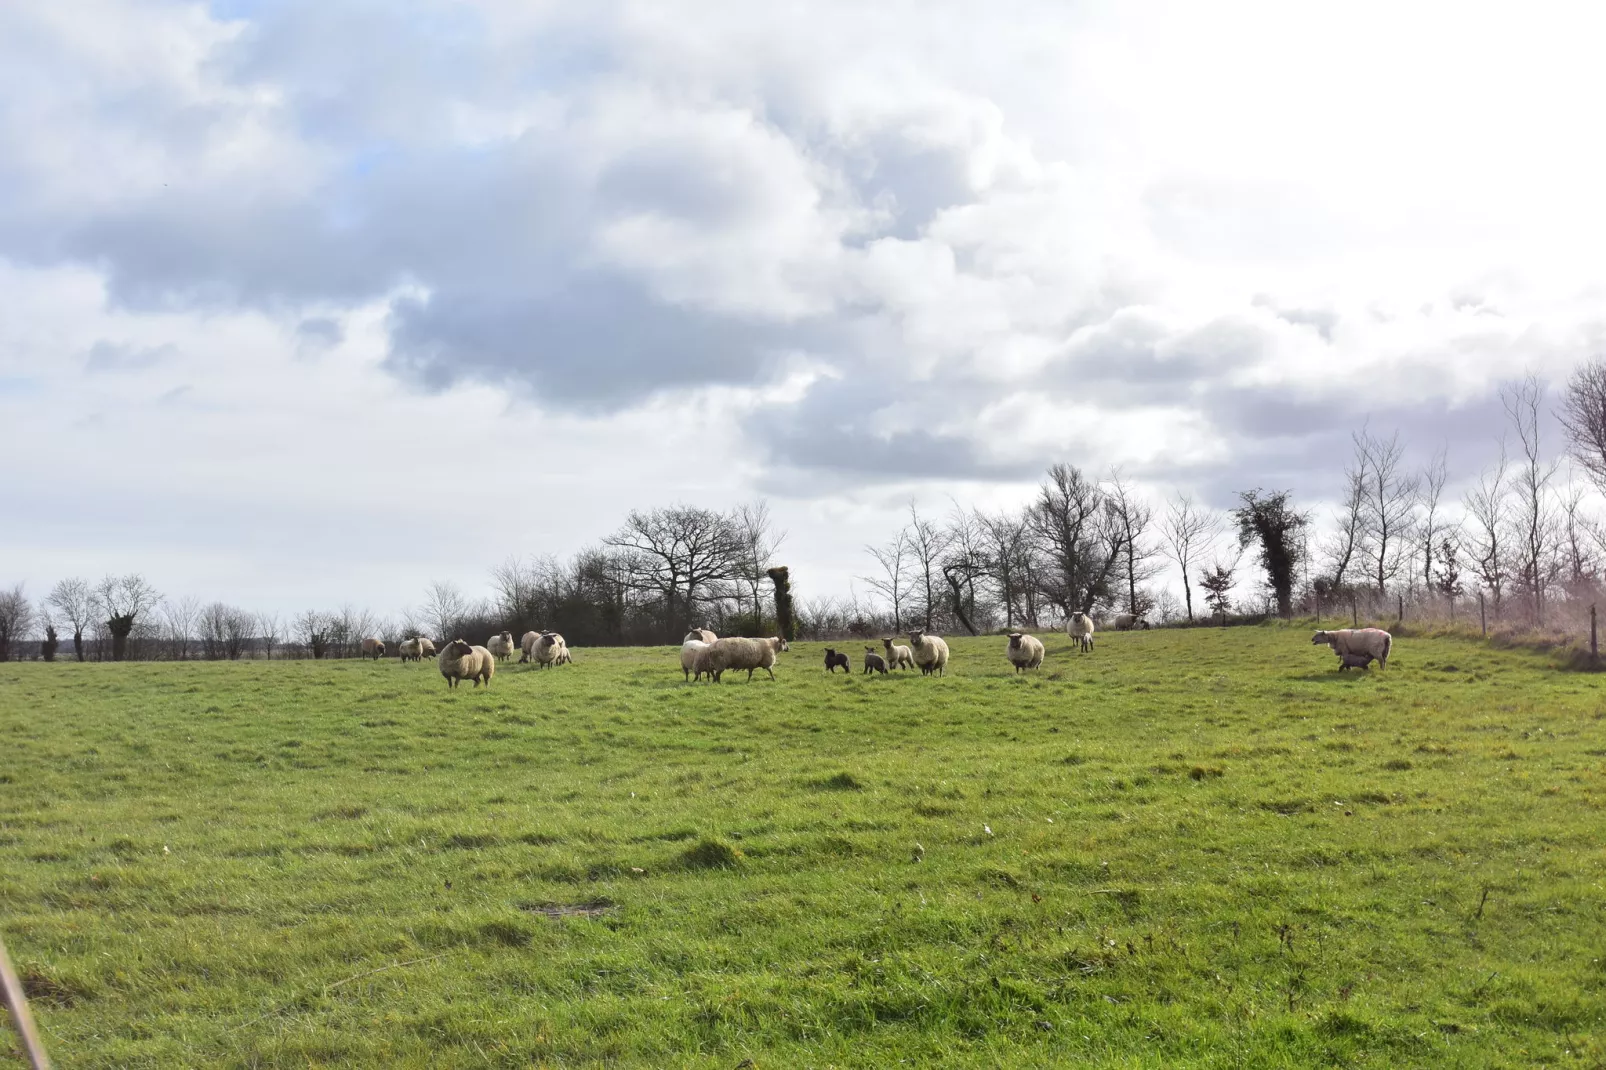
2 626 1604 1068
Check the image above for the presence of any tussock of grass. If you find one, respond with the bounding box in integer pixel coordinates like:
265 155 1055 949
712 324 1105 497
2 629 1605 1067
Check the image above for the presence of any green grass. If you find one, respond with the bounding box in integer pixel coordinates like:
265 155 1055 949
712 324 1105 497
2 627 1605 1067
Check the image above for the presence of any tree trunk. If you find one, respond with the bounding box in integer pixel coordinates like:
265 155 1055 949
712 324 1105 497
1182 565 1194 622
945 568 977 635
73 629 84 661
41 626 58 662
108 614 135 661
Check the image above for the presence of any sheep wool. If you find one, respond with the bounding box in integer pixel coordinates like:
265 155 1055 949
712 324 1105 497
881 637 916 670
519 630 540 662
398 637 422 663
1006 632 1045 672
698 636 789 682
906 631 950 676
862 647 888 675
360 637 386 660
1312 628 1392 669
531 632 569 668
684 628 718 644
680 639 711 681
486 631 517 662
438 639 495 689
1067 613 1095 652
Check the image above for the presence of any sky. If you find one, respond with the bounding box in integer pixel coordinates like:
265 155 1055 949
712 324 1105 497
5 0 1606 620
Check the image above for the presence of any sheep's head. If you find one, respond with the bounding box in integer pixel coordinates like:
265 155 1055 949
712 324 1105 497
500 630 512 640
774 637 790 652
824 648 836 657
445 638 471 656
1310 631 1333 646
908 631 925 645
1008 633 1022 649
882 637 894 648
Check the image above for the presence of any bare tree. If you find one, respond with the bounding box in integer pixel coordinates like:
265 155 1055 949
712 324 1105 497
162 595 201 660
489 555 544 628
977 508 1035 628
732 500 786 629
1160 493 1223 623
257 610 281 660
1417 444 1450 595
603 505 742 642
941 504 988 634
1356 428 1419 594
1027 463 1124 617
0 584 34 662
199 602 253 660
1107 473 1161 615
95 574 161 661
423 581 470 642
904 503 951 631
1463 445 1511 615
295 610 333 659
47 577 95 662
37 601 58 662
1503 375 1562 623
1559 356 1606 495
863 527 912 633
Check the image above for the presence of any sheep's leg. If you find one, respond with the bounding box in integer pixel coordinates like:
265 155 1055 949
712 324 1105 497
765 667 775 680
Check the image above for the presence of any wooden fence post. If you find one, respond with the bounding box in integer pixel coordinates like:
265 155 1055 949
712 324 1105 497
1592 604 1598 661
1397 595 1404 623
1479 592 1487 637
0 933 50 1069
1351 597 1358 629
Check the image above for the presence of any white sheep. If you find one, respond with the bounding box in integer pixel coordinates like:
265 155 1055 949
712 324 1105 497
680 639 710 681
398 637 422 663
417 637 437 659
684 628 717 644
1312 628 1392 669
1006 632 1045 672
906 631 950 676
487 630 517 662
519 630 540 663
530 631 568 669
696 636 789 682
881 637 915 670
438 638 494 688
360 637 386 660
1067 612 1095 653
1112 613 1149 631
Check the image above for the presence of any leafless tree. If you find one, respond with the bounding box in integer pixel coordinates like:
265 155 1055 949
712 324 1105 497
1559 357 1606 495
1321 455 1368 592
295 609 334 659
977 508 1036 628
941 504 989 634
162 595 201 660
200 602 252 660
1463 444 1511 615
731 500 787 629
0 584 34 662
903 503 951 631
490 555 544 627
1107 472 1161 616
863 527 912 633
36 600 58 662
257 610 281 660
47 577 95 661
423 581 470 642
1027 463 1125 617
1502 375 1562 623
1417 445 1450 595
603 505 743 642
1355 428 1419 594
95 574 161 661
1160 492 1223 623
1556 480 1599 593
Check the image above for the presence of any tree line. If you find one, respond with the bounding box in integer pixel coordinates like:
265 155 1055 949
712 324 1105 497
9 363 1606 661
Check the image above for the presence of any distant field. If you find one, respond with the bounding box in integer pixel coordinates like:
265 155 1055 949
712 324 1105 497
2 627 1604 1068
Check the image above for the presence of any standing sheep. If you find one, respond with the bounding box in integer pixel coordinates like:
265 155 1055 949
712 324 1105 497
881 637 915 670
1112 613 1149 631
398 637 422 663
438 638 494 689
1006 632 1045 672
360 637 386 660
906 631 950 676
1337 652 1376 672
824 648 850 673
530 631 568 669
680 639 710 681
696 636 789 682
519 630 540 663
487 631 517 662
684 628 717 644
862 647 888 674
1067 612 1095 653
1312 628 1392 669
417 637 437 660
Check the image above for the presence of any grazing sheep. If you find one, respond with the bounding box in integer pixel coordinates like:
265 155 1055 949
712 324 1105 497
680 639 710 681
438 638 494 688
1067 612 1095 653
519 630 540 663
1337 652 1376 672
698 636 790 682
881 637 915 670
1312 628 1393 669
398 637 422 663
862 647 888 674
906 631 950 676
416 637 437 661
1112 613 1149 631
530 631 568 669
1006 632 1046 672
487 630 517 662
824 648 850 673
360 637 386 660
684 628 717 644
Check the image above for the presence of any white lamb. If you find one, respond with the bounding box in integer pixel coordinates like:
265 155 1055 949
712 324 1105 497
882 637 915 670
1067 612 1095 653
1006 632 1045 672
907 631 950 676
1312 628 1392 669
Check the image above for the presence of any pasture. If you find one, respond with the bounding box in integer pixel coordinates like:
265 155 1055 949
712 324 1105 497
1 627 1604 1067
